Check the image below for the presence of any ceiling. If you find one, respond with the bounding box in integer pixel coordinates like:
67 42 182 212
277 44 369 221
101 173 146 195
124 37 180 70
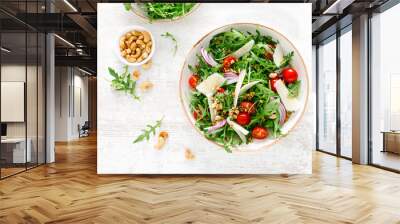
0 0 394 74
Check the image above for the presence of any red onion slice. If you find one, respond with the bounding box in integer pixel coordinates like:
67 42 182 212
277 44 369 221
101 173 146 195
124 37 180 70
278 101 286 126
223 72 238 78
201 47 219 67
205 119 227 133
224 72 238 84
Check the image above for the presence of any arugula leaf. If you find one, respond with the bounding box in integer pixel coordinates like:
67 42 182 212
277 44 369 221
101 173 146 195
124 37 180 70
288 80 301 98
133 117 164 144
123 3 132 11
161 32 178 56
108 67 119 78
108 66 139 100
280 51 294 68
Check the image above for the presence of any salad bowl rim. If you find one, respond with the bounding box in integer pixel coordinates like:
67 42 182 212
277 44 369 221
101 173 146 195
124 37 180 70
179 22 310 153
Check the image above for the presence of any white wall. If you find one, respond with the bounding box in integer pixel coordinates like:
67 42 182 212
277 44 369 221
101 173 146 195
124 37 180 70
55 67 89 141
55 66 69 141
1 65 38 138
71 73 89 138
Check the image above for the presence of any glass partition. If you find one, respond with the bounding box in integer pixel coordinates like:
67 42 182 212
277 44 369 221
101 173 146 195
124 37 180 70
317 35 337 154
370 4 400 171
0 1 46 179
339 27 352 158
1 30 28 177
38 32 45 165
27 31 38 169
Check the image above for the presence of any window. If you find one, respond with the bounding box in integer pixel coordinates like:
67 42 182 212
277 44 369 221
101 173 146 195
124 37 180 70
370 3 400 171
340 27 352 158
0 1 47 179
317 36 337 154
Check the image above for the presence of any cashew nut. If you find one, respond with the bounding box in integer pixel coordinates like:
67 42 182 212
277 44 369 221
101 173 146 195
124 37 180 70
132 31 141 36
132 70 140 80
142 59 152 70
119 38 125 48
141 52 148 59
130 42 137 50
145 45 151 54
185 148 195 160
127 56 136 63
142 31 151 43
127 36 135 44
154 131 168 149
136 39 144 45
132 48 141 58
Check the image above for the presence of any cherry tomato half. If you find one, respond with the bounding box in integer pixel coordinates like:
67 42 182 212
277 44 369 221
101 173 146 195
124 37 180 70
217 87 225 93
223 56 237 69
269 78 280 92
282 68 298 84
236 112 251 126
188 75 200 89
239 101 256 114
252 126 268 139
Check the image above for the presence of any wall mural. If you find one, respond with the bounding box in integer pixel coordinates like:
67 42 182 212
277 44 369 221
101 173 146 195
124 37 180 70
97 3 313 174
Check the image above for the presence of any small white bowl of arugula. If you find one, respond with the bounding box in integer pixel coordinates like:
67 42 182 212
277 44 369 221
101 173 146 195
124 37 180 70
128 3 199 23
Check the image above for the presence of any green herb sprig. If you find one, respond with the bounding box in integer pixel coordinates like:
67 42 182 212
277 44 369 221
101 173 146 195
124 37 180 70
108 66 139 100
133 117 164 144
161 32 178 56
288 80 301 98
123 3 132 11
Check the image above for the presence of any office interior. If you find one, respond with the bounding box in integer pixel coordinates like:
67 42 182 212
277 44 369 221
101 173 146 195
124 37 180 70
0 1 400 222
0 0 399 177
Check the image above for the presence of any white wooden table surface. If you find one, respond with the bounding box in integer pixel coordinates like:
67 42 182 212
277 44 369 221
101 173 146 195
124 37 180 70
97 3 313 174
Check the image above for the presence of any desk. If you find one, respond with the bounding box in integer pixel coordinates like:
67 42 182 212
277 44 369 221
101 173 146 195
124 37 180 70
381 131 400 154
1 138 31 163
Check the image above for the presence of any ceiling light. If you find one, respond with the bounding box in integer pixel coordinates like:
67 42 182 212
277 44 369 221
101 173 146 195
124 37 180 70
1 47 11 53
63 0 78 12
77 67 92 76
54 34 75 48
322 0 355 15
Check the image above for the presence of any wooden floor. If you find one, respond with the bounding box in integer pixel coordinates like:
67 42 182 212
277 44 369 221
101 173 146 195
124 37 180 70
373 150 400 171
1 135 400 224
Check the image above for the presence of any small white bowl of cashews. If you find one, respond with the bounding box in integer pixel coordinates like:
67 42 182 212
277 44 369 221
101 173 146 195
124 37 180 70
117 25 155 66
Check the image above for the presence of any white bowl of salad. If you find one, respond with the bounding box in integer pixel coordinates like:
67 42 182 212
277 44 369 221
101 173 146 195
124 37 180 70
179 23 309 152
131 3 200 22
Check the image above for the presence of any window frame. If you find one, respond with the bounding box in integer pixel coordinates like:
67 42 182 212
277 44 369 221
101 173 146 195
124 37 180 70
315 24 353 161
